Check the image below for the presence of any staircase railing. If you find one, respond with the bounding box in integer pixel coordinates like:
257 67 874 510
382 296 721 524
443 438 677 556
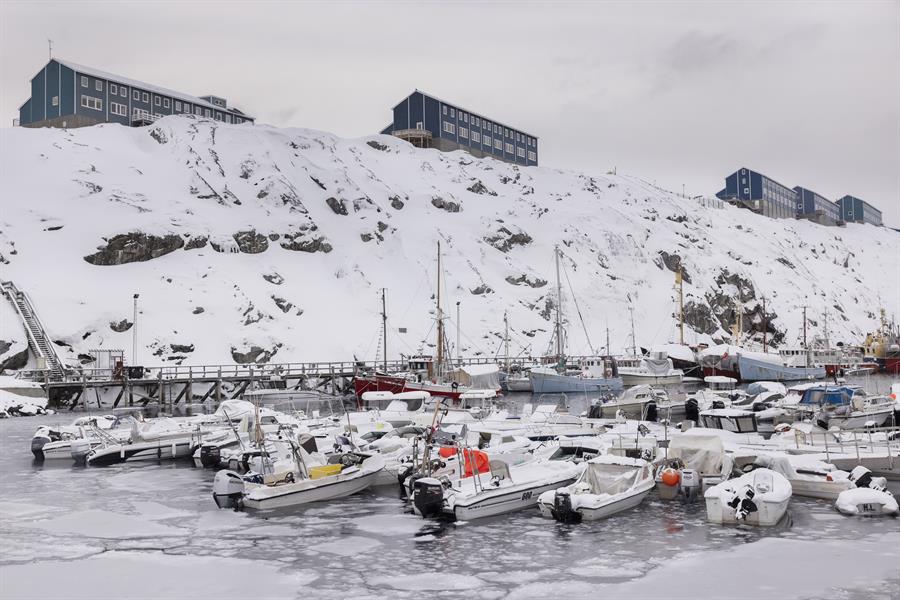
0 280 66 380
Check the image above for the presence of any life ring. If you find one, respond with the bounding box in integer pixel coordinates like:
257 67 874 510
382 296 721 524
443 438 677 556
451 381 459 391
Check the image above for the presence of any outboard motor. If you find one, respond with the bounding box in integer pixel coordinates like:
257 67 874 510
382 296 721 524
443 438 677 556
726 485 758 521
212 470 246 509
70 439 92 465
412 477 444 518
711 400 726 410
685 398 699 423
552 490 582 524
680 469 700 503
588 402 602 419
849 466 887 492
199 444 222 468
31 434 51 461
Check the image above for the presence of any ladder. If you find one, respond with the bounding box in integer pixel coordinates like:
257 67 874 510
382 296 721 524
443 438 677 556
0 280 66 380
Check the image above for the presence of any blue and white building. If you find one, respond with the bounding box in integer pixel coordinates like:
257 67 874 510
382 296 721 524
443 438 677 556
17 58 254 129
793 186 841 223
716 167 797 219
381 90 538 166
836 195 883 226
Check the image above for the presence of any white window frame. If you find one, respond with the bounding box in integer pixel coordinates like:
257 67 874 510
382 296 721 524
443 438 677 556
175 100 182 111
450 108 455 118
120 87 126 97
505 142 515 153
154 96 161 106
494 139 502 150
204 108 211 117
95 80 103 91
460 127 468 139
81 76 88 88
472 132 480 143
195 106 202 115
164 98 170 108
133 89 140 100
110 83 117 95
517 147 525 157
142 92 149 102
80 96 102 111
443 105 447 115
51 95 59 106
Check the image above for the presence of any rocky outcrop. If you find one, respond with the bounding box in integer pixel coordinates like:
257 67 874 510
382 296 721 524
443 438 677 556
467 180 497 196
263 272 284 285
184 235 208 250
84 232 184 265
431 196 460 213
280 232 333 253
682 300 719 335
470 284 494 295
0 347 28 372
233 230 269 254
655 251 692 284
505 274 548 288
231 344 280 364
366 140 388 151
109 319 133 333
485 226 533 253
326 197 348 216
390 196 405 210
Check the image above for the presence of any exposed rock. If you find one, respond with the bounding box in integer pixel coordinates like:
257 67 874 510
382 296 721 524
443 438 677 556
148 127 168 144
310 176 326 190
192 307 205 314
484 226 533 253
654 251 692 284
366 140 388 151
84 232 184 265
326 197 348 216
505 274 548 288
360 233 374 243
77 353 95 365
777 257 795 269
280 232 333 253
470 284 494 295
0 340 11 355
714 269 756 302
231 345 280 364
184 236 208 250
0 348 28 371
263 272 284 285
268 233 280 241
376 221 389 233
467 180 497 196
390 196 405 210
682 300 719 335
109 319 133 333
170 343 195 353
431 196 460 213
271 296 296 313
233 230 269 254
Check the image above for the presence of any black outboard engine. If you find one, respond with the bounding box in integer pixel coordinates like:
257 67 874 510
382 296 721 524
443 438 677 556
711 400 726 410
212 470 246 509
727 485 758 521
199 444 221 468
645 400 658 422
588 402 602 419
412 477 444 518
31 434 51 461
552 490 582 524
685 398 699 423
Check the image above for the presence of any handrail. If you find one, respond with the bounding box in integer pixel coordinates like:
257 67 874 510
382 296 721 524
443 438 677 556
0 280 65 375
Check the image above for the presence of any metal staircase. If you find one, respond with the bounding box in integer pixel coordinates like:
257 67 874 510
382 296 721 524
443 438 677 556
0 280 66 380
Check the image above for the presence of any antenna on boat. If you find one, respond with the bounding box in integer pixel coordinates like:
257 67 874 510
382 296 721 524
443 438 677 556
456 300 461 367
504 311 510 373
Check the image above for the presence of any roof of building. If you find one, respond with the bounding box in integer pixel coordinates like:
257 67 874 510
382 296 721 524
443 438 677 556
394 89 538 140
52 58 254 119
838 195 882 214
734 167 794 193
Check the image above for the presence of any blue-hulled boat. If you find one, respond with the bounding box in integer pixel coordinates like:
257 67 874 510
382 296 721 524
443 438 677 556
737 352 825 382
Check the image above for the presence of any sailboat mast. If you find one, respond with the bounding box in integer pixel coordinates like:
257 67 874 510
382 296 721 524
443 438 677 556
802 305 808 348
823 307 830 348
381 288 388 372
762 295 767 353
554 246 564 360
435 241 444 380
676 268 684 345
504 312 510 371
629 305 637 356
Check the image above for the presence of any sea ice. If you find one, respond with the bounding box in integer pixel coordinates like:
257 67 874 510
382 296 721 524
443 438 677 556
31 509 186 539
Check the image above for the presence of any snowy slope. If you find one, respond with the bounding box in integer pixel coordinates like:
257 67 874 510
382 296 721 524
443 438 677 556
0 117 896 368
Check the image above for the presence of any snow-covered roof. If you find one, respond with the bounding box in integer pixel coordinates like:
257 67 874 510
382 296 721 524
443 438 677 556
53 58 254 119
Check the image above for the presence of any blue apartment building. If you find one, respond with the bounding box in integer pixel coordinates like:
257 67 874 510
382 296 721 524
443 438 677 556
836 195 883 226
381 90 538 166
18 58 254 129
794 186 842 223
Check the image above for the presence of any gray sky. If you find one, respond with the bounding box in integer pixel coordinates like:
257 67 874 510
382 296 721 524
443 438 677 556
3 1 898 225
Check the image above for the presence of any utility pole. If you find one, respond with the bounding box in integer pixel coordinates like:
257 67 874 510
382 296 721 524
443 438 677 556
605 326 611 357
132 293 139 365
48 39 53 60
823 306 830 348
381 288 387 372
504 312 510 372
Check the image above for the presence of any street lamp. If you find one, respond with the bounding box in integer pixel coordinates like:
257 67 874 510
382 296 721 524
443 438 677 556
132 293 139 365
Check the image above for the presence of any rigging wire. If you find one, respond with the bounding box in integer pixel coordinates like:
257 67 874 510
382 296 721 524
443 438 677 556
559 250 596 354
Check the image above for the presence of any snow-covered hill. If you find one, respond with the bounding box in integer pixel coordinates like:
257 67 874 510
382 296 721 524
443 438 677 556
0 117 896 369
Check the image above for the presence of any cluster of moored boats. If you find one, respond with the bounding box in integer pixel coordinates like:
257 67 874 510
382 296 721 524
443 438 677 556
28 379 900 526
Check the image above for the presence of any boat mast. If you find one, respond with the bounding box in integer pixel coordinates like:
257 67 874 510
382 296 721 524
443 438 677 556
554 245 564 363
802 305 808 348
628 304 637 356
605 326 610 357
762 295 767 354
823 307 830 348
436 241 444 381
676 268 684 345
381 288 388 372
504 311 510 372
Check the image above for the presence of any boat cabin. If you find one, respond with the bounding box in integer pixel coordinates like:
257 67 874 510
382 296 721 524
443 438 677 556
799 385 865 408
580 356 619 378
699 409 759 433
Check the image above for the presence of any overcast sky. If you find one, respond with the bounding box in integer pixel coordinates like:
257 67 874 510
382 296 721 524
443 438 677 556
2 1 898 225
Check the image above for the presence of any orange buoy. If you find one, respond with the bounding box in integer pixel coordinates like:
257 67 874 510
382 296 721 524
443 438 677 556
660 468 680 487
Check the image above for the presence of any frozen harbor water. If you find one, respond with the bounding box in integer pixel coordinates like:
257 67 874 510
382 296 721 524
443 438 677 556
1 414 898 600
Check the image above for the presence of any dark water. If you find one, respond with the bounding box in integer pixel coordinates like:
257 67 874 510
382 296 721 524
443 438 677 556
1 409 899 599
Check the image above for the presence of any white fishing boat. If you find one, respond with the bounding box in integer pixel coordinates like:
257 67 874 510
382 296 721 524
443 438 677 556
705 468 792 526
83 418 203 466
213 443 385 510
618 352 684 386
411 458 583 520
537 455 654 522
753 454 854 500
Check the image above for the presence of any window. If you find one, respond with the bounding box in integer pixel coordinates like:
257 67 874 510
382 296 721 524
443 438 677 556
744 187 750 195
95 80 103 91
142 92 149 102
81 76 88 88
120 87 126 97
527 151 536 161
164 98 170 108
504 128 509 137
741 177 747 184
110 102 127 116
216 112 222 120
463 113 468 123
235 117 242 124
204 108 211 117
183 103 190 113
483 135 491 146
516 133 520 142
472 132 480 143
494 139 502 150
443 121 455 134
110 83 117 94
226 114 232 123
154 96 161 106
51 96 59 106
505 143 515 153
443 105 447 115
195 106 201 115
450 108 455 117
175 101 182 111
416 121 423 130
133 90 140 100
475 117 480 126
460 127 468 139
80 96 102 111
517 147 525 157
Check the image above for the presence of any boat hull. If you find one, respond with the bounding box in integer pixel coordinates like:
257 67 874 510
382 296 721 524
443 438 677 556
86 438 196 466
538 482 653 521
243 463 384 510
530 371 623 394
619 372 683 387
738 355 825 382
450 476 579 520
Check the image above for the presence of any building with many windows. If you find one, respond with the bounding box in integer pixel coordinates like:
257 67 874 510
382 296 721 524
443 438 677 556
837 195 883 226
17 58 254 129
716 167 797 219
381 90 537 166
794 186 842 224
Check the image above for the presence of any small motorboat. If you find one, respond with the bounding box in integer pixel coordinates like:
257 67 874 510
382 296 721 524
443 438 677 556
537 455 654 522
835 466 899 517
412 457 583 520
654 433 734 501
753 454 853 500
705 468 792 526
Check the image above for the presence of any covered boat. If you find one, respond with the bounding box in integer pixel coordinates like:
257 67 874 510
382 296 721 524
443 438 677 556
737 351 825 382
530 357 623 394
705 468 792 526
618 351 684 386
537 455 654 522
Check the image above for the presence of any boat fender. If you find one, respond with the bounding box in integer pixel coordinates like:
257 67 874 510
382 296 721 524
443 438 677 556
660 468 680 487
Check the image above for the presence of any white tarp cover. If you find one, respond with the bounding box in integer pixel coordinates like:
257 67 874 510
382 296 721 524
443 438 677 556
668 434 727 475
448 364 500 390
